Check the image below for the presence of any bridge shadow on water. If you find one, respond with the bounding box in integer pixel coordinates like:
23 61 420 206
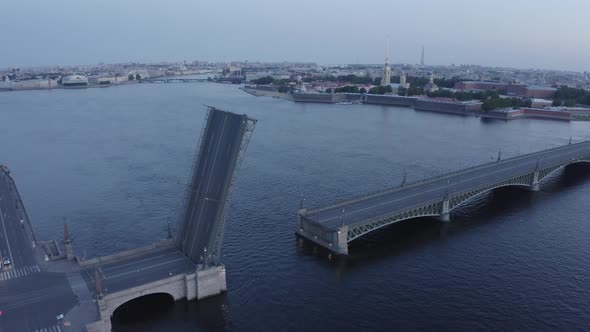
111 293 228 332
540 162 590 192
296 163 590 270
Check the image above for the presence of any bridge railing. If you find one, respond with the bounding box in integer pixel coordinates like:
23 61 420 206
320 146 590 238
433 151 590 212
346 164 560 233
346 197 444 232
176 107 212 242
307 141 590 216
1 170 38 243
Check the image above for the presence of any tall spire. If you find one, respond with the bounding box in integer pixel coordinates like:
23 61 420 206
381 37 391 86
420 45 425 66
386 38 390 65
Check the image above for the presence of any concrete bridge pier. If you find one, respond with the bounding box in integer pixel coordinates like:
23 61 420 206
437 199 451 222
296 208 307 228
530 171 541 192
335 225 349 255
86 266 227 332
296 208 349 255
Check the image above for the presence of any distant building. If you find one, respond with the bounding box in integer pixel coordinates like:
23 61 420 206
16 79 57 89
0 76 14 90
98 77 115 85
454 81 557 99
424 74 438 92
526 85 558 99
399 72 409 89
531 98 553 108
381 41 391 86
61 74 88 86
271 73 290 80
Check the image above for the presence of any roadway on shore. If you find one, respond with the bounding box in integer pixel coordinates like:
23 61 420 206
0 171 36 270
0 170 81 332
307 142 590 230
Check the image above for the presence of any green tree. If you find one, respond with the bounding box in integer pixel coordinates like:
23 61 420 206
253 76 274 85
135 73 142 80
368 85 393 95
481 97 527 111
128 74 135 80
334 85 359 93
359 87 367 94
564 99 577 107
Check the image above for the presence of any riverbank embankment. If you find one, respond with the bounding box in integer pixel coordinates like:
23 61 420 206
241 86 588 122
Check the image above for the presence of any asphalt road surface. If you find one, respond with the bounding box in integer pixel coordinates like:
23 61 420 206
0 170 77 332
307 141 590 230
90 248 196 294
0 171 36 270
177 109 248 264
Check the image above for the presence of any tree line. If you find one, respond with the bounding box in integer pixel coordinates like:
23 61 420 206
552 86 590 107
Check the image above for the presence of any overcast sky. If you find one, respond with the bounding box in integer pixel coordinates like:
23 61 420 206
1 0 589 71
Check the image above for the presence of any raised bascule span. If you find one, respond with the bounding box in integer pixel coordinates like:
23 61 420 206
297 141 590 255
85 107 256 331
0 106 256 332
176 107 257 267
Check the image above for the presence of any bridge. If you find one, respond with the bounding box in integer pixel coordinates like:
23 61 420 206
297 141 590 255
0 107 256 332
140 78 210 83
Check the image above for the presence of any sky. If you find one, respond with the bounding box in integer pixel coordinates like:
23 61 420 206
1 0 589 71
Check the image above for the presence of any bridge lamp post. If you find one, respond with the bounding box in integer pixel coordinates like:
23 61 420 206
401 169 407 188
299 193 305 209
202 247 208 269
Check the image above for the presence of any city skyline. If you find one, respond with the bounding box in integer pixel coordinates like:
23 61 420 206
1 0 589 72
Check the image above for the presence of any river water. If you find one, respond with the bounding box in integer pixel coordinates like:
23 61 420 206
1 83 590 331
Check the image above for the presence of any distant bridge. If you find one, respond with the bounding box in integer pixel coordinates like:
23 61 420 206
141 78 210 83
297 141 590 254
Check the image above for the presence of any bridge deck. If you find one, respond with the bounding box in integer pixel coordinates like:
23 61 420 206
177 107 255 266
305 141 590 231
88 248 196 294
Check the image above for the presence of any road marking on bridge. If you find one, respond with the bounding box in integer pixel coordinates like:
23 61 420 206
100 251 177 273
66 272 94 303
0 207 14 269
104 257 186 279
0 265 40 281
33 325 62 332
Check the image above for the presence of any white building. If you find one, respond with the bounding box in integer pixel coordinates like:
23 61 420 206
62 74 88 86
424 74 438 92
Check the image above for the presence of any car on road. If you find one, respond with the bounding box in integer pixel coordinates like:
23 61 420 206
2 258 11 266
